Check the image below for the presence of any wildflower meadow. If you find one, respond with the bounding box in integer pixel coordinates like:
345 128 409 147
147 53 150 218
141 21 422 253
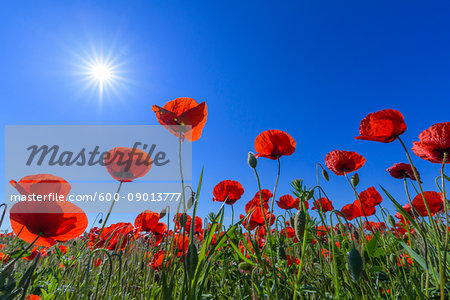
1 99 449 299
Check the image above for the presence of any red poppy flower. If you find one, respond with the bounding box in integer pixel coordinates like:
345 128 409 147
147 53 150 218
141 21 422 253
364 221 386 232
341 200 376 220
355 109 407 143
89 223 137 250
93 258 102 267
151 222 168 236
241 206 275 231
386 163 420 181
185 216 203 234
316 225 330 237
9 200 88 247
359 187 383 207
152 97 208 142
212 180 244 205
254 130 296 160
412 122 450 164
57 245 68 255
10 174 71 200
22 246 39 261
173 234 190 256
134 210 160 232
151 250 165 270
325 150 366 176
312 197 334 212
104 147 152 182
395 203 414 222
287 255 301 267
26 295 40 300
276 195 300 210
280 226 295 239
245 189 273 211
411 191 444 216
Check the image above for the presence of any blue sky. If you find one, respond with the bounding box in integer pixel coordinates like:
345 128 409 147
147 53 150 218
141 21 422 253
1 1 450 230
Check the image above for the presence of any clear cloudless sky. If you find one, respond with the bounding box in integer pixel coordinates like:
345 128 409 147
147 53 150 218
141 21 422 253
1 1 450 230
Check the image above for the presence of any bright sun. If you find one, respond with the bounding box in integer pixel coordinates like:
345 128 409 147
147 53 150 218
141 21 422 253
78 54 123 102
90 63 113 83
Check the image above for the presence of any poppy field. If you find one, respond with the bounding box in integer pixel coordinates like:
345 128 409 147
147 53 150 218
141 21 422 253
1 98 450 300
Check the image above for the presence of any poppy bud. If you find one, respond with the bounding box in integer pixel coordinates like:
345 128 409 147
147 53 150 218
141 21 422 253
159 207 168 219
387 215 396 228
185 243 198 279
238 262 252 271
306 190 314 201
98 219 103 224
347 248 363 281
277 245 287 261
351 173 360 187
294 210 306 241
248 152 257 169
179 213 188 228
186 192 195 210
322 169 330 181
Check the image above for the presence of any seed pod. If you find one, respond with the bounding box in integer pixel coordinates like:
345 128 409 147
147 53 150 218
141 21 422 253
351 173 360 187
185 243 198 279
322 169 330 181
159 207 168 219
294 210 306 241
238 262 252 271
278 245 287 261
248 152 257 169
347 248 363 281
387 215 396 228
179 213 188 228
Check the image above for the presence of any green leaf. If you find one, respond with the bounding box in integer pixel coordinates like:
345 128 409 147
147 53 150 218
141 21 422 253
399 241 427 271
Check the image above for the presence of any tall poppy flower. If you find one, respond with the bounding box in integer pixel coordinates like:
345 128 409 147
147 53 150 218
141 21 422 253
240 208 275 231
359 187 383 207
276 195 300 210
355 109 407 143
395 203 414 222
386 163 420 181
104 147 152 182
185 216 203 234
134 210 160 232
312 197 334 212
10 200 88 247
10 174 71 200
245 189 273 211
152 250 166 270
412 122 450 164
173 234 190 256
152 97 208 142
411 191 444 216
341 200 376 220
212 180 244 205
254 130 296 159
325 150 366 176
